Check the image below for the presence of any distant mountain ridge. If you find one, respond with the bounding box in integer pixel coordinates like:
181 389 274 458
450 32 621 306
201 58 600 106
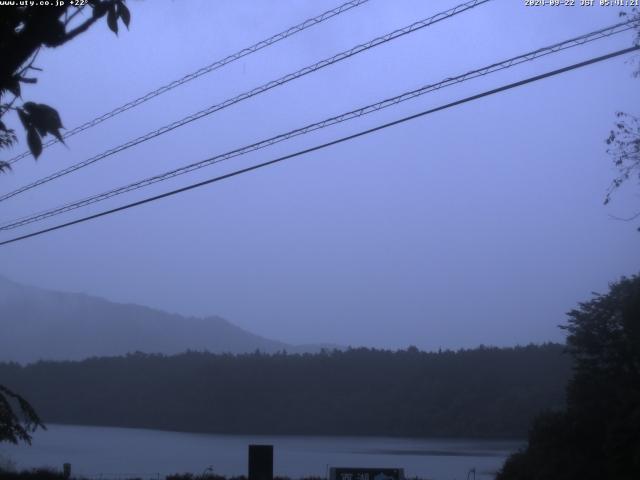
0 276 334 363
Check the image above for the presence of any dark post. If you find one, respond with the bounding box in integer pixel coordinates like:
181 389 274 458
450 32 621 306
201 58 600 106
248 444 273 480
62 463 71 479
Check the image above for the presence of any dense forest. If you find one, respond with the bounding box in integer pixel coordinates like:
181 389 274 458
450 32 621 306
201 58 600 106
497 274 640 480
0 344 570 438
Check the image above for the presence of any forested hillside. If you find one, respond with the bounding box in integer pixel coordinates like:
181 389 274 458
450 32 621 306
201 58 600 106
0 276 331 362
497 275 640 479
0 344 570 438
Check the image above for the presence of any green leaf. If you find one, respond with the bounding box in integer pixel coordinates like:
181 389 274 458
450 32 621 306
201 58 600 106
16 108 30 129
49 127 64 143
17 76 37 84
118 2 131 28
23 102 64 141
91 0 109 18
107 5 118 34
25 106 48 136
27 127 42 159
32 103 63 129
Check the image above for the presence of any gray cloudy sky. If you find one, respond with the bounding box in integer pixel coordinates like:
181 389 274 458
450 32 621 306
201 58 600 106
0 0 638 350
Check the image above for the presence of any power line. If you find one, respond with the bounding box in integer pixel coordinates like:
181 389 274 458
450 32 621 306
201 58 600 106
0 0 492 203
5 0 371 166
1 19 636 232
1 45 636 247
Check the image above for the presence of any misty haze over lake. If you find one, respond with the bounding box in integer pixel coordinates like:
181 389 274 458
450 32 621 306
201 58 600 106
0 0 637 353
1 0 639 479
2 425 522 480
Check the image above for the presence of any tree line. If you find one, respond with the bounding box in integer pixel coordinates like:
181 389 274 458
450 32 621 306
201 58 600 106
0 344 570 438
497 274 640 480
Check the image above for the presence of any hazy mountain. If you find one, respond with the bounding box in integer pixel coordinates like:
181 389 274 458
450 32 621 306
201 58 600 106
0 276 332 363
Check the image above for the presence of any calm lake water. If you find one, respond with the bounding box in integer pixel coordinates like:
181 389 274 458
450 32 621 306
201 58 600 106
0 425 523 480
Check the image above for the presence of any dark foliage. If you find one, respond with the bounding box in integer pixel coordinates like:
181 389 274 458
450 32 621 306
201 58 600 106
166 477 322 480
166 476 254 480
0 472 321 480
0 467 65 479
0 344 570 438
497 274 640 480
166 475 229 480
605 112 640 216
604 10 640 227
0 385 44 445
0 0 130 167
0 0 132 446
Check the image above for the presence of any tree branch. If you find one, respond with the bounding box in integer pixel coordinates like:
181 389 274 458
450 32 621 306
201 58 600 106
64 6 86 27
57 1 119 45
17 47 41 77
54 14 101 45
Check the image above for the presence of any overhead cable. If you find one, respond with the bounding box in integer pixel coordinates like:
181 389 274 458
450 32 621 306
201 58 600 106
1 45 636 247
5 0 372 165
1 19 635 232
0 0 492 202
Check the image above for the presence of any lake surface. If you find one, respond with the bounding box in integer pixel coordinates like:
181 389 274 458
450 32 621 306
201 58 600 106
0 425 523 480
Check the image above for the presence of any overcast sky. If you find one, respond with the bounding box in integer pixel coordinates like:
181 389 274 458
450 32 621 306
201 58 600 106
0 0 638 350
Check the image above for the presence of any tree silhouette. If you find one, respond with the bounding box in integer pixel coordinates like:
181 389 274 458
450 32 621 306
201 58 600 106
0 344 571 439
497 274 640 480
0 385 43 445
0 0 131 444
605 9 640 228
0 0 130 172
